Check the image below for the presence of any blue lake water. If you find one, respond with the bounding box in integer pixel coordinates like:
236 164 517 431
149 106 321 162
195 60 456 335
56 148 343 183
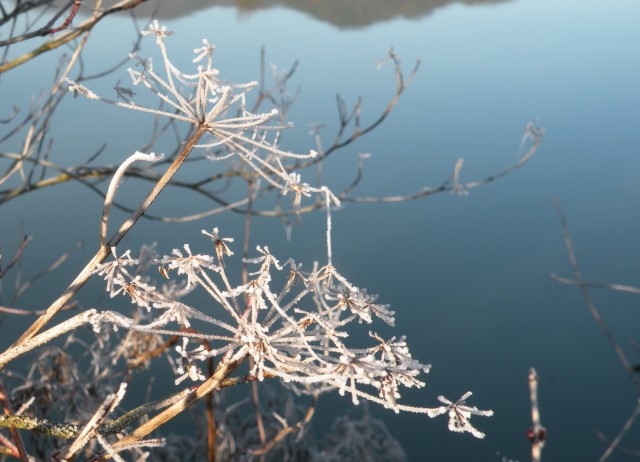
1 0 640 460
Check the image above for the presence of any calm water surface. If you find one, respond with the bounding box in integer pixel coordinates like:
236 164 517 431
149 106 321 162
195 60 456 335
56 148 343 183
1 0 640 460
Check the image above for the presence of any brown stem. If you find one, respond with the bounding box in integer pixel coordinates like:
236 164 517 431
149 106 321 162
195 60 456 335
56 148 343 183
0 381 29 462
48 0 81 35
103 353 247 460
252 396 318 457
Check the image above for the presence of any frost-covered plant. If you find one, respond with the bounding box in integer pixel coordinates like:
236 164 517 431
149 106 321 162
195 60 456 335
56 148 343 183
90 233 493 428
0 20 498 460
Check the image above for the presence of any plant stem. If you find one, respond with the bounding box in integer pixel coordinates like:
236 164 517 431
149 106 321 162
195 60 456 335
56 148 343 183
103 353 247 460
0 125 207 371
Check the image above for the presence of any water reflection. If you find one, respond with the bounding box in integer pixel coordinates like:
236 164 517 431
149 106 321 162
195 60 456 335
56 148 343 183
3 0 640 461
69 0 513 27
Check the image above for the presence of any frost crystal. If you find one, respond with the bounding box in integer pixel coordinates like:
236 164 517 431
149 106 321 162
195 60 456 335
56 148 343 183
432 392 494 438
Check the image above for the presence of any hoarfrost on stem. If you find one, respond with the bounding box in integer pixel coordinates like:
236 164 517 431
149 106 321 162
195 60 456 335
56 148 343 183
64 20 493 447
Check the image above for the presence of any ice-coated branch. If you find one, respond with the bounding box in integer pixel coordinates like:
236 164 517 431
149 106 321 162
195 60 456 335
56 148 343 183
101 151 164 246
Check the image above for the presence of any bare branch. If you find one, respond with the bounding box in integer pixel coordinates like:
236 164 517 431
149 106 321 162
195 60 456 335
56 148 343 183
598 399 640 462
550 273 640 295
251 396 317 457
554 198 640 392
0 0 151 74
0 235 31 280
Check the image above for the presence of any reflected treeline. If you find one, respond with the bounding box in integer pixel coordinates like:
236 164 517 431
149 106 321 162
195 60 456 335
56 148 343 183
69 0 510 28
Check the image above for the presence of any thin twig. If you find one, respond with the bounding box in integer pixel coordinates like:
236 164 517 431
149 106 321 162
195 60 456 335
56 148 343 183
0 1 73 46
0 301 77 316
13 241 83 303
598 399 640 462
251 396 318 457
550 273 640 295
554 198 640 392
0 235 31 279
0 0 150 74
347 122 543 203
0 432 20 458
594 426 640 459
48 0 81 35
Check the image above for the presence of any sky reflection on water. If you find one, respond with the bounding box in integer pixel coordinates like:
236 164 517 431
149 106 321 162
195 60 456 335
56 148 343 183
1 0 640 460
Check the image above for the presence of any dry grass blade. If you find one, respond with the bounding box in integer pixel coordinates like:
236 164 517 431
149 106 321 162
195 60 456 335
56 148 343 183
54 383 127 461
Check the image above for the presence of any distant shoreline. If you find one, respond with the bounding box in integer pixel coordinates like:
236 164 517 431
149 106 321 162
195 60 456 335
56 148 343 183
53 0 511 28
